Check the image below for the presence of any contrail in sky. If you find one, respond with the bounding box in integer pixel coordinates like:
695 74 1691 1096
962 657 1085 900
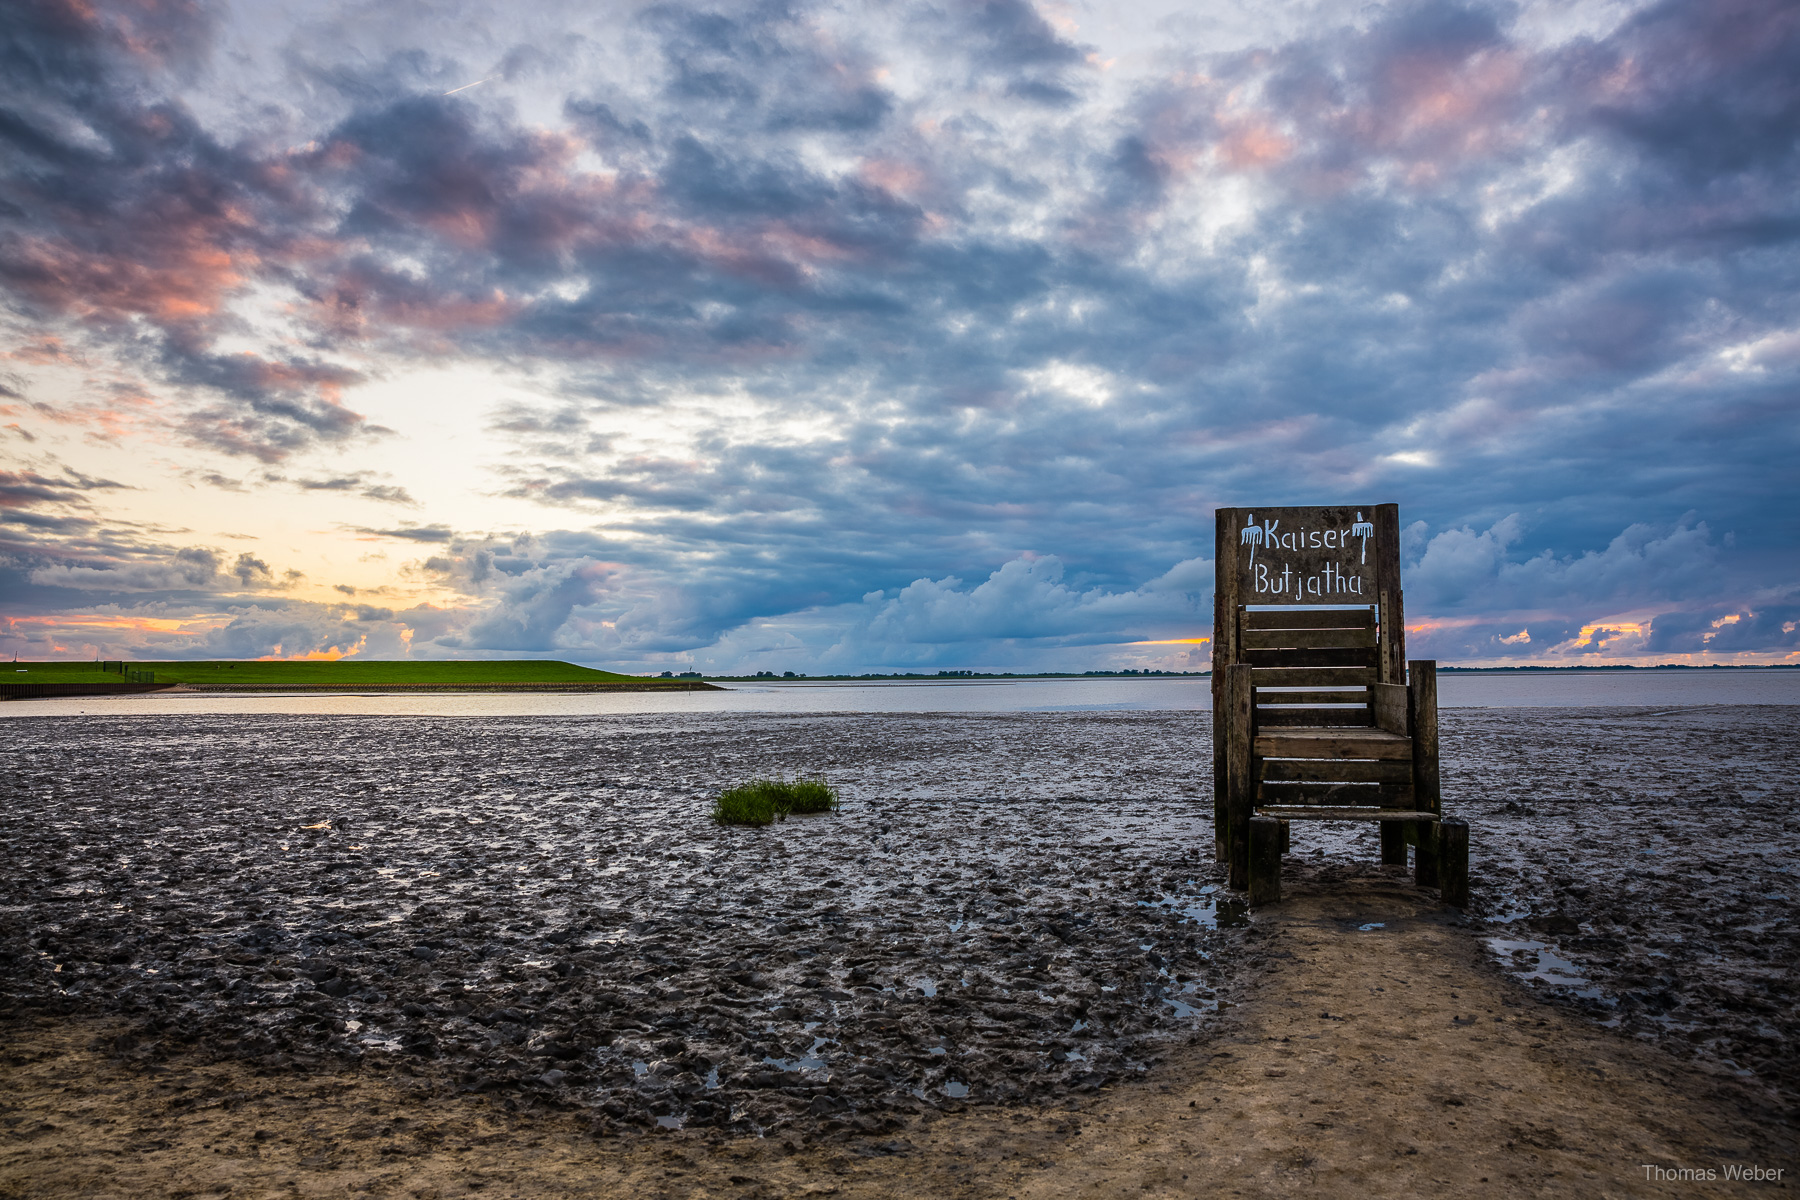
443 78 489 95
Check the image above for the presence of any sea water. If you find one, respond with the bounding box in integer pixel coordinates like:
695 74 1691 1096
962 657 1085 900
3 668 1795 718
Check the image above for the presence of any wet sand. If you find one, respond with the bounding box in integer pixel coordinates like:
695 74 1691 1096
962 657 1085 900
1 705 1796 1194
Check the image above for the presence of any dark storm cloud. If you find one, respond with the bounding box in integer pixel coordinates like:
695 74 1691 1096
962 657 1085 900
0 0 374 461
4 0 1798 663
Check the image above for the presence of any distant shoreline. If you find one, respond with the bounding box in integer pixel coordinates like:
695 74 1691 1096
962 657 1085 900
709 664 1797 682
1 680 722 701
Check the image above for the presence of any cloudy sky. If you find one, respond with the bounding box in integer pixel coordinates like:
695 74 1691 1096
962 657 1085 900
2 0 1796 672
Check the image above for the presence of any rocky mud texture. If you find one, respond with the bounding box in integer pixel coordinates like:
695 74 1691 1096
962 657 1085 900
1444 704 1800 1099
1 702 1796 1140
0 711 1239 1136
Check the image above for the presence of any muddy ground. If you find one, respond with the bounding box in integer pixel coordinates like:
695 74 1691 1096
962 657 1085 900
0 710 1244 1137
0 703 1795 1155
1443 705 1800 1097
1 865 1790 1199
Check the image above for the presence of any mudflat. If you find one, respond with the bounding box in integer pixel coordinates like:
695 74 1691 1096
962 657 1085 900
2 863 1790 1198
1 705 1795 1195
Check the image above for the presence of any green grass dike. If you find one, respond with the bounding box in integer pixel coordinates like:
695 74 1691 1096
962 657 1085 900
2 659 721 692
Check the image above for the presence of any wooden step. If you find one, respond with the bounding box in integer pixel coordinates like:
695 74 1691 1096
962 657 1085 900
1249 666 1374 688
1256 806 1435 822
1256 708 1373 728
1257 781 1414 805
1254 728 1413 760
1261 758 1413 783
1255 689 1370 705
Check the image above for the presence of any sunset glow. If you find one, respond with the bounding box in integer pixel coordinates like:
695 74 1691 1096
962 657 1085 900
1 0 1794 671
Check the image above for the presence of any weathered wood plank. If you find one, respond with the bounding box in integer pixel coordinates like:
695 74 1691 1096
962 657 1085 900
1385 587 1406 682
1371 682 1408 735
1248 666 1374 688
1242 627 1379 650
1243 608 1375 631
1380 820 1408 865
1258 781 1390 805
1243 646 1379 669
1261 758 1413 783
1254 707 1371 728
1254 729 1413 760
1256 806 1437 822
1376 502 1403 681
1254 689 1370 705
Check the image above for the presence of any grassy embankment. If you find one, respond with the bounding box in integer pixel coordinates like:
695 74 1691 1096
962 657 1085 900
3 660 705 689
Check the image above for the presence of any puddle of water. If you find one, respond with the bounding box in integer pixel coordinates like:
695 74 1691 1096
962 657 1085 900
928 1046 946 1056
1163 995 1209 1018
762 1039 830 1074
704 1065 720 1089
942 1080 970 1098
1486 934 1613 1004
632 1060 649 1077
1140 891 1249 930
655 1115 683 1130
907 976 938 997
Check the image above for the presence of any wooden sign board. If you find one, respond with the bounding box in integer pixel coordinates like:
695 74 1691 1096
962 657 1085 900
1220 504 1398 606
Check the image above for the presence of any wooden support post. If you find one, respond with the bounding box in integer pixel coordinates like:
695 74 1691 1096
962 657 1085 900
1248 817 1282 907
1225 664 1255 890
1409 660 1440 817
1414 818 1440 889
1212 508 1241 860
1379 821 1408 866
1438 818 1469 908
1279 819 1290 856
1212 689 1227 860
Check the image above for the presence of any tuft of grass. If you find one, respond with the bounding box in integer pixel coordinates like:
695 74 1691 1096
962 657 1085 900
781 775 839 814
712 780 784 826
711 775 840 826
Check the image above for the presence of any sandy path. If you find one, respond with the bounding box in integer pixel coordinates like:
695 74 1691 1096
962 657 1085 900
4 866 1790 1199
1007 866 1792 1199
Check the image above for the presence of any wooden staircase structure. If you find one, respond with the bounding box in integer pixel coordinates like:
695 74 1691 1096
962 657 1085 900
1212 505 1468 906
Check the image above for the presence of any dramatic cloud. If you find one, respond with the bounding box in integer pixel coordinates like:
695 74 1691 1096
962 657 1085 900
2 0 1796 666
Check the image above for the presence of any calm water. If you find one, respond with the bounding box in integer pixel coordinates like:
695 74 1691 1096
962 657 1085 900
4 669 1796 718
